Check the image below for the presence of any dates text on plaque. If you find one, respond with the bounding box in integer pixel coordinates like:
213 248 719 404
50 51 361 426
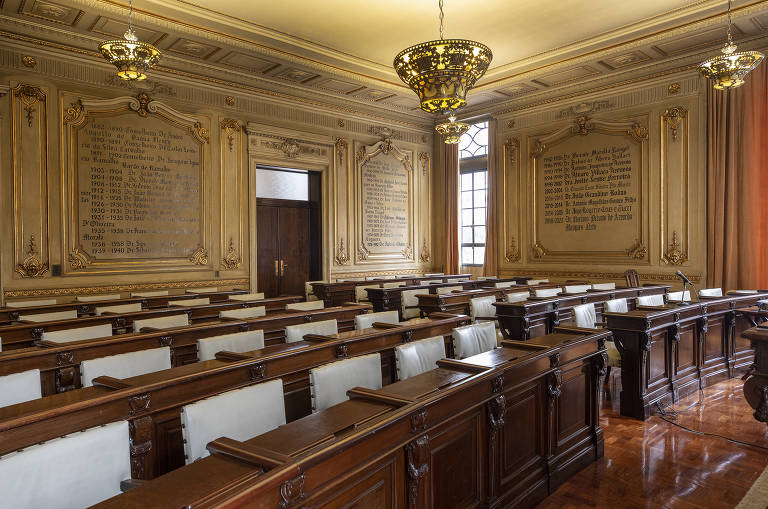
530 117 648 262
62 94 210 274
356 138 415 263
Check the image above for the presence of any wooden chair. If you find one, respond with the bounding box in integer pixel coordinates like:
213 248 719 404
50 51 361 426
394 336 446 381
132 314 189 333
197 330 265 361
354 310 399 330
285 319 338 343
76 294 121 302
402 289 422 320
95 303 142 316
469 296 497 323
436 286 463 295
309 353 382 412
624 269 640 287
5 299 57 308
219 306 266 320
637 294 665 306
18 310 78 322
40 323 113 343
286 301 325 311
0 368 41 408
533 287 562 298
80 347 172 387
169 297 210 307
506 291 530 303
699 288 723 297
494 281 516 288
452 322 497 359
592 282 616 290
228 293 265 301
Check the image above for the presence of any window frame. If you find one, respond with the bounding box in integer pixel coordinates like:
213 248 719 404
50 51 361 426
459 163 488 267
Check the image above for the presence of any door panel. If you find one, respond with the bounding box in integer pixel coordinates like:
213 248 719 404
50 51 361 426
278 206 311 297
256 205 280 298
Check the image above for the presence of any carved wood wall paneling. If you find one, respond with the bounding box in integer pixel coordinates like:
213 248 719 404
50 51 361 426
219 117 244 271
418 152 431 264
660 106 690 266
11 83 50 279
502 137 521 264
333 137 351 266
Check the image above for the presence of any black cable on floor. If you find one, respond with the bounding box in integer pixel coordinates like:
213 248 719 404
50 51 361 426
655 401 768 452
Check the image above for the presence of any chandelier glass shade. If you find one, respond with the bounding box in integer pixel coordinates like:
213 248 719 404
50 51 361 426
99 0 161 81
393 0 492 115
435 116 470 144
698 0 764 90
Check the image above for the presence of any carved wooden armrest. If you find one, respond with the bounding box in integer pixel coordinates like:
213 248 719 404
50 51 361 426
120 479 149 492
214 350 252 361
435 358 488 373
206 437 293 470
347 386 415 407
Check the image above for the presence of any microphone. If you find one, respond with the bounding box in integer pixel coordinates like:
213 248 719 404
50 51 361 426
676 270 692 285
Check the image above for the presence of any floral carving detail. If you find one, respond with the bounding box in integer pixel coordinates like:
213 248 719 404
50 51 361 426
663 106 687 143
280 139 300 158
280 473 305 509
505 236 520 263
335 238 350 265
189 246 209 266
14 84 45 128
220 118 240 152
16 234 48 278
221 238 241 270
69 248 89 271
626 239 647 260
662 231 688 266
419 238 431 263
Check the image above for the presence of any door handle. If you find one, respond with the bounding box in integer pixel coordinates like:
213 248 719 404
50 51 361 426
274 259 279 277
280 260 287 276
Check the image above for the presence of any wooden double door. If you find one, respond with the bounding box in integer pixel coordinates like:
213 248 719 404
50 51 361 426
256 198 321 298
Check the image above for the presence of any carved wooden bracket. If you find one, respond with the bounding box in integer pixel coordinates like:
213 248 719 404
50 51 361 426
405 435 430 509
280 473 306 509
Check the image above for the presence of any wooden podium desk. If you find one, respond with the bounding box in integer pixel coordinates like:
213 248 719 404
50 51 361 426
416 286 547 317
94 327 609 509
604 292 768 420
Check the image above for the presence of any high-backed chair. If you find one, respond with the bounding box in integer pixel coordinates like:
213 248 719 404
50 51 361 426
76 294 121 302
95 303 142 316
526 279 549 285
305 281 324 302
402 289 422 320
5 299 57 308
600 299 627 382
506 291 530 303
0 420 131 509
494 281 516 288
728 290 759 295
170 297 210 307
228 293 265 302
394 336 446 380
666 290 691 303
604 298 628 313
624 269 640 287
286 301 324 311
636 294 665 306
187 287 217 294
436 286 463 295
354 310 399 330
469 296 497 323
80 347 172 387
382 282 406 289
197 330 265 361
564 284 591 294
309 353 382 412
452 322 497 359
285 319 338 343
355 285 378 303
133 314 189 332
130 290 169 297
592 282 616 290
533 288 562 298
572 303 598 328
699 288 723 297
181 379 285 464
219 306 266 320
18 310 78 322
0 369 41 408
41 323 113 343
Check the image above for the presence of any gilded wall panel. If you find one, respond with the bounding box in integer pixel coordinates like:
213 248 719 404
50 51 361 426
660 106 690 266
334 137 351 265
502 137 521 264
220 118 244 271
418 152 431 264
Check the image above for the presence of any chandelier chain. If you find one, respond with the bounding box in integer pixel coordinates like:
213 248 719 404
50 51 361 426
726 0 733 45
438 0 444 40
128 0 134 34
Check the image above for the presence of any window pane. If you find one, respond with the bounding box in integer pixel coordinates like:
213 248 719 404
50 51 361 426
461 247 474 265
474 226 486 245
474 246 486 265
462 227 474 244
461 191 473 209
474 170 487 189
474 207 486 225
461 209 473 227
474 189 487 208
461 173 473 191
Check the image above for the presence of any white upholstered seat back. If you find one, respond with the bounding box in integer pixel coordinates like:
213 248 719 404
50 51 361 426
80 347 172 387
18 310 78 322
604 298 629 313
572 303 597 328
219 306 266 320
592 283 616 290
0 369 41 408
133 314 189 332
0 420 130 509
187 287 217 294
564 284 591 294
285 319 338 343
41 324 113 343
286 301 325 311
494 281 516 288
436 286 463 295
666 291 691 302
395 336 446 380
310 353 382 412
402 289 422 319
197 330 265 361
527 279 549 285
181 379 285 464
729 289 758 294
452 322 497 359
423 273 444 276
355 285 378 302
354 310 399 330
423 279 443 284
95 303 142 316
533 288 562 298
170 297 210 307
506 291 530 303
699 288 723 297
228 293 265 301
637 294 665 306
469 296 497 321
5 299 56 308
382 282 406 288
131 290 169 297
76 294 121 302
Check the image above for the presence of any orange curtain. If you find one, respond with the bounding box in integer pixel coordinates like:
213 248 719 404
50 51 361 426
707 63 768 289
443 142 460 274
483 118 498 276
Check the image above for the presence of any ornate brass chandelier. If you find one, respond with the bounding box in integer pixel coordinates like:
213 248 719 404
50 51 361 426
434 115 469 144
99 0 161 81
393 0 492 115
698 0 764 90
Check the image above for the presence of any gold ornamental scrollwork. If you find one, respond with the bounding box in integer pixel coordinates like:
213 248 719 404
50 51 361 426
68 248 90 271
15 234 48 278
574 115 592 135
402 244 413 259
358 245 369 261
531 242 549 259
505 236 520 263
220 118 241 153
14 84 45 128
189 246 209 266
662 106 688 143
420 237 431 263
626 239 648 260
662 231 688 265
418 152 430 177
63 101 83 125
335 238 350 266
221 238 241 270
334 137 348 164
281 139 300 158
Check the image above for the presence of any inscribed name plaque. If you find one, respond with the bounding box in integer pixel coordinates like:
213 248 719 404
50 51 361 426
531 119 648 262
356 139 414 262
62 94 210 274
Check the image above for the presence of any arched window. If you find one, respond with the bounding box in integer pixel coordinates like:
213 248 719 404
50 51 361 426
459 121 488 267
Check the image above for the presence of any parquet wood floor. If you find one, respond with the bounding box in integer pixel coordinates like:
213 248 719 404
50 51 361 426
536 374 768 508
